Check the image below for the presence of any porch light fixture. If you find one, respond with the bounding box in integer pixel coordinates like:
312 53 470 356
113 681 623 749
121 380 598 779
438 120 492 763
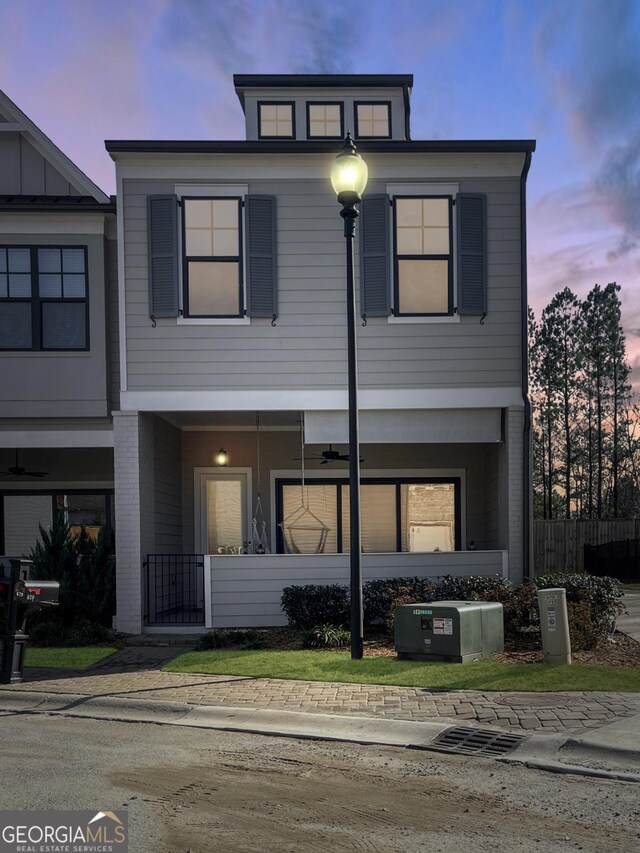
214 448 229 467
331 132 368 660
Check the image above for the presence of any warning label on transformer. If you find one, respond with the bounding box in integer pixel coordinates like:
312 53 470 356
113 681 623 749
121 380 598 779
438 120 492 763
433 617 453 635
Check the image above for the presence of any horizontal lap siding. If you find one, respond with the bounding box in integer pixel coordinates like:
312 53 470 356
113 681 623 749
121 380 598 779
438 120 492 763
153 415 182 553
209 552 506 627
122 170 521 391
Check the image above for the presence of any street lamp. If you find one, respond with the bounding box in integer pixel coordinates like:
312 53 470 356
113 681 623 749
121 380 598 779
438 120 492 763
331 132 368 660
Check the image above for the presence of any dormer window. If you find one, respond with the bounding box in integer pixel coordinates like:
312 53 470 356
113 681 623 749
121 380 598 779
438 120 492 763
258 102 295 139
306 102 343 139
355 102 391 138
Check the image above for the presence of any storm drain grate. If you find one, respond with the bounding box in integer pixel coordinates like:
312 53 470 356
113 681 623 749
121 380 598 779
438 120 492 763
432 726 525 757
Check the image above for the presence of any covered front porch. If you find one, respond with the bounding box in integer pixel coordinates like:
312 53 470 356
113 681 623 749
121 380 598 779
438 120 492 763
114 407 524 634
144 550 508 630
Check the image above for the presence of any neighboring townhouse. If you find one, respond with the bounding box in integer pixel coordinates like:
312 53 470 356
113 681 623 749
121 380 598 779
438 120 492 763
107 72 535 634
0 92 117 556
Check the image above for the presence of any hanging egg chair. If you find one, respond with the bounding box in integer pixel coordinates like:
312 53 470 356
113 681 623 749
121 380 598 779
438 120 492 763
280 505 330 555
279 417 331 554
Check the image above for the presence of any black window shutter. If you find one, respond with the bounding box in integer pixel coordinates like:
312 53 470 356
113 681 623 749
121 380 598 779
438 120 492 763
359 194 391 317
246 195 277 318
457 193 487 316
147 195 179 318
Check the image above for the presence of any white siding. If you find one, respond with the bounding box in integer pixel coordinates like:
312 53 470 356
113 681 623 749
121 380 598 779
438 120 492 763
120 156 523 394
207 551 508 628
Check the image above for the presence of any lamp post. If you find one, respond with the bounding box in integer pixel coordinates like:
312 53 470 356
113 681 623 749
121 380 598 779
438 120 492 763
331 133 368 660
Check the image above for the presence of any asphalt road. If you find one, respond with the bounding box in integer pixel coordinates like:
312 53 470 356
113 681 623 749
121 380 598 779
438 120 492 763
0 711 638 853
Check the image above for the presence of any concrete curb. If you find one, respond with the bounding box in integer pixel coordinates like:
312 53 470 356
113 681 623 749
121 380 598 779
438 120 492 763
1 689 638 782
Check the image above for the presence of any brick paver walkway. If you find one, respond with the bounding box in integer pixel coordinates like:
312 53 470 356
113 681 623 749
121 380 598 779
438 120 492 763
3 646 639 736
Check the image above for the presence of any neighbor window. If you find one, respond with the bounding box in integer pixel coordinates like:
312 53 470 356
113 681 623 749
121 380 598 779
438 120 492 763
182 197 242 317
258 102 295 138
355 102 391 138
393 196 453 315
307 102 343 138
277 478 460 554
0 246 88 350
1 491 114 555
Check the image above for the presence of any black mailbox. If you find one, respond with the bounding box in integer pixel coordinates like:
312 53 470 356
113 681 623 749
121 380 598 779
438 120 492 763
14 580 60 606
1 557 59 685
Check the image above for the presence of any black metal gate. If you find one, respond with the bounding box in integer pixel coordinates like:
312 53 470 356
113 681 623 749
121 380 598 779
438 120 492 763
144 554 205 625
584 539 640 582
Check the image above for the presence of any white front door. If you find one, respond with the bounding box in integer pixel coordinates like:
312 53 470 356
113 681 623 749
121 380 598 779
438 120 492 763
195 468 252 554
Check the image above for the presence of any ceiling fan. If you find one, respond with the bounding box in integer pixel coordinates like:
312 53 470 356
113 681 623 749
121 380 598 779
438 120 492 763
0 450 49 478
293 445 364 465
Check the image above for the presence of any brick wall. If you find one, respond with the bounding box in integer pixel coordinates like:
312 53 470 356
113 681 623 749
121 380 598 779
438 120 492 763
114 411 155 633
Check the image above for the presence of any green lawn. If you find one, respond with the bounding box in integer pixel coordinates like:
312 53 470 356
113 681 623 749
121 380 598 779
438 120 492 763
24 646 117 670
164 649 640 693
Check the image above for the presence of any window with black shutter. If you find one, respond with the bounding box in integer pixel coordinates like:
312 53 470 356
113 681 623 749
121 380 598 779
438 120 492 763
360 191 487 319
182 197 243 318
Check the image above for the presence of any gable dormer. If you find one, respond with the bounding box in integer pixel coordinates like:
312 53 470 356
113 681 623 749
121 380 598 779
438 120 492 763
234 74 413 142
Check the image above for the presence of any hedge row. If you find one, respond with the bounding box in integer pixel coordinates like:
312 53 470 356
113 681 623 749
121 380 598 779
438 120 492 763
281 574 625 650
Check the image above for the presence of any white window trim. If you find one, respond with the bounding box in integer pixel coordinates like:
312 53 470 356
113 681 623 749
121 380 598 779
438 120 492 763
385 182 460 324
269 467 466 556
175 184 250 325
194 466 253 554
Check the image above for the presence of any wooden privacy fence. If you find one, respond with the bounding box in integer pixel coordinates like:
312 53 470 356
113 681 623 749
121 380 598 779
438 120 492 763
533 519 640 575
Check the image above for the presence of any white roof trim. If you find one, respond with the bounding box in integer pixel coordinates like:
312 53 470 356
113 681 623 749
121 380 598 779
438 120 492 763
0 90 110 203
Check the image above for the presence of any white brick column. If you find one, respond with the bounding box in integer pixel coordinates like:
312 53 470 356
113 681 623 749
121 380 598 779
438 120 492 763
114 411 155 634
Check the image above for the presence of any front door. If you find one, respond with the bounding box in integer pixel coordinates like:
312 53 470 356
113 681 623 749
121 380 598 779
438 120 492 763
195 469 251 554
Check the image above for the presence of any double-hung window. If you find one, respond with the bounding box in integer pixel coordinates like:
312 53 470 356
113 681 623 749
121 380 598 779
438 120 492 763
0 246 88 350
182 197 242 318
360 191 486 320
148 191 277 322
393 196 453 316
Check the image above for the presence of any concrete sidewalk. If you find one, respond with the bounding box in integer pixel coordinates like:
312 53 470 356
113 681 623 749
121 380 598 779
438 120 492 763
2 644 639 737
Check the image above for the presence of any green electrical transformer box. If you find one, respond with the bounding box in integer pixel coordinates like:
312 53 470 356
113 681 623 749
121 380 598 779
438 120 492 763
394 601 504 663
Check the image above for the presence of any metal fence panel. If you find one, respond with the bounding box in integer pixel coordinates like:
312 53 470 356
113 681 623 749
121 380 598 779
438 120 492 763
144 554 205 625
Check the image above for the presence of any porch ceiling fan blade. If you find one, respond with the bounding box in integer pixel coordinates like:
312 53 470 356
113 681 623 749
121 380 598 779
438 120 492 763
0 450 49 478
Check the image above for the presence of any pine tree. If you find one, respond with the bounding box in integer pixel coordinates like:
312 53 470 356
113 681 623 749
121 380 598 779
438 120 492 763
539 288 582 517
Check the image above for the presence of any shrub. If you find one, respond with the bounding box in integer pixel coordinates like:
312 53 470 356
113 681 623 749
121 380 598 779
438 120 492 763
30 515 115 627
28 616 107 647
281 584 349 630
535 572 625 647
301 624 351 649
195 629 264 651
27 618 68 647
363 577 435 628
566 601 601 650
432 574 511 602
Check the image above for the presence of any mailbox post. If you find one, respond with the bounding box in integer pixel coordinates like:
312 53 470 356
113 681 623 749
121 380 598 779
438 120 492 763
0 557 59 684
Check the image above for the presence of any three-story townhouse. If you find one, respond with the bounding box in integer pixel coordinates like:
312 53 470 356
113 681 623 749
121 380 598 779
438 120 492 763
107 74 535 634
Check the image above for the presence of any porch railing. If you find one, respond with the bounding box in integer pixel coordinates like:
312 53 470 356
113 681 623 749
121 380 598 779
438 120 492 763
144 554 205 625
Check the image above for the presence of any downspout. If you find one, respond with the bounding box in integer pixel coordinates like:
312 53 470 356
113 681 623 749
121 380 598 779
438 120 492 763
520 149 533 583
403 84 412 141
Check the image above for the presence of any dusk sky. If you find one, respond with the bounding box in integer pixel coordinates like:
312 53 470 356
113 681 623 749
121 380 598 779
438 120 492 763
1 0 639 385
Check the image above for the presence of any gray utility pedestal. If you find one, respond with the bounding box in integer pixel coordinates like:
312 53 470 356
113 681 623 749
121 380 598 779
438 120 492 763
395 600 504 663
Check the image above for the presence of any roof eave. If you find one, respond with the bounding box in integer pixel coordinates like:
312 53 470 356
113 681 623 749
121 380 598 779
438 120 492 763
105 139 536 155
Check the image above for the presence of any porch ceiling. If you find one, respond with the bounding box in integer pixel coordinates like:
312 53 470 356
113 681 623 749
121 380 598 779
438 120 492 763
158 411 300 430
